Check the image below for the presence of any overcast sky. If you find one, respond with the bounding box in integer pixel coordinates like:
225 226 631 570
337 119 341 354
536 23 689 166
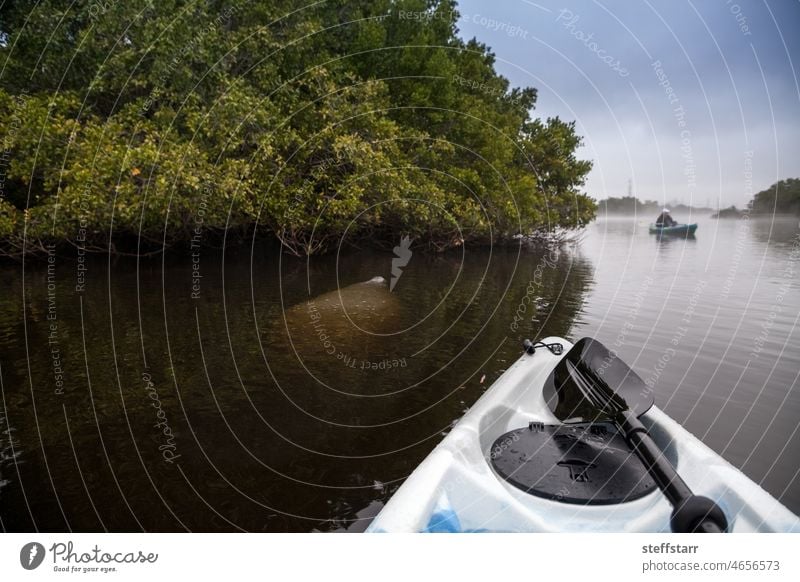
456 0 800 207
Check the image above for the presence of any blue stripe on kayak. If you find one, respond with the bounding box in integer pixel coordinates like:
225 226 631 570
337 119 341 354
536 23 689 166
423 509 462 533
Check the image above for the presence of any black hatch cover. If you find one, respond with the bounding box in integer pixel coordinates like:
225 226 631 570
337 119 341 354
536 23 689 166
489 422 657 505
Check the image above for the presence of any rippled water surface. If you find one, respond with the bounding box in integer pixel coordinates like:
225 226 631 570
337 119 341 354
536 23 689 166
1 215 798 531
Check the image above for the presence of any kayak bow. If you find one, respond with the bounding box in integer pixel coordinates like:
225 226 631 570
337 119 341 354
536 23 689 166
368 337 800 533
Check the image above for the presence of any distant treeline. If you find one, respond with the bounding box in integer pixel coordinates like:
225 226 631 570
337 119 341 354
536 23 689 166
598 196 711 215
748 179 800 215
712 179 800 218
601 178 800 219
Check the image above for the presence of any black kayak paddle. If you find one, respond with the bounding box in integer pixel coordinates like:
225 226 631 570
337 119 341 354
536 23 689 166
542 337 728 533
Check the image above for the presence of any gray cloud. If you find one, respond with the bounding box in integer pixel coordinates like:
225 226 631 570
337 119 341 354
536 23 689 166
456 0 800 207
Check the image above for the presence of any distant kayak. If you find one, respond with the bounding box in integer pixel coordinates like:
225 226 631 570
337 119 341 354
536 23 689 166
649 223 698 235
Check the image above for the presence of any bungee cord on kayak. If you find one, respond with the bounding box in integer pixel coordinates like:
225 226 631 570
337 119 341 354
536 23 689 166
369 337 798 533
522 339 564 355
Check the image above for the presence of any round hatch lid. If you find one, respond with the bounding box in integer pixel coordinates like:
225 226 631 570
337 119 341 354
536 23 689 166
489 422 657 505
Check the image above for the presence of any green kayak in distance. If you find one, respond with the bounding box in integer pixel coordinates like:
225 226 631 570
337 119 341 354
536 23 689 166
649 223 698 236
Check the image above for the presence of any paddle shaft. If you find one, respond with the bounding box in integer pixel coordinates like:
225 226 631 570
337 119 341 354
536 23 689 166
548 339 728 531
617 410 724 533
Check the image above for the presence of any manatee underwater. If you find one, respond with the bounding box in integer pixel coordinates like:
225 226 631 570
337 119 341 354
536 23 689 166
257 276 412 425
276 276 406 374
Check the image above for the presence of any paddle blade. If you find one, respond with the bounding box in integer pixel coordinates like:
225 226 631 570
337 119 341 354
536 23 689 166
543 338 654 422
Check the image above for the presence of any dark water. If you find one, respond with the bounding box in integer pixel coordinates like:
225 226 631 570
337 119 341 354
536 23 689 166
1 215 798 532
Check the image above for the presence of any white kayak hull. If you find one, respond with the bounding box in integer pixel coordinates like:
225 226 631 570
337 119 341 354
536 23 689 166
368 337 800 533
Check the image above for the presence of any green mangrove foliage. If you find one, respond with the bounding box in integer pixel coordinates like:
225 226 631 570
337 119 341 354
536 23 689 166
749 179 800 216
0 0 595 256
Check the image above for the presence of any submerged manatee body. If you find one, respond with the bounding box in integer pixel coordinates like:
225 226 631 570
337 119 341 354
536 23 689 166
285 276 393 321
280 276 401 355
272 275 408 405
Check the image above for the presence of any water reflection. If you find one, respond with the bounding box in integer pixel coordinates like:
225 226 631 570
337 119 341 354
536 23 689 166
747 215 800 247
0 411 21 490
2 216 796 530
574 217 800 514
0 240 593 531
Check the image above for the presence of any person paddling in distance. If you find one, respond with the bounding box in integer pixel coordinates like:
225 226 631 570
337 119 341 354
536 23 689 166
655 208 678 227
